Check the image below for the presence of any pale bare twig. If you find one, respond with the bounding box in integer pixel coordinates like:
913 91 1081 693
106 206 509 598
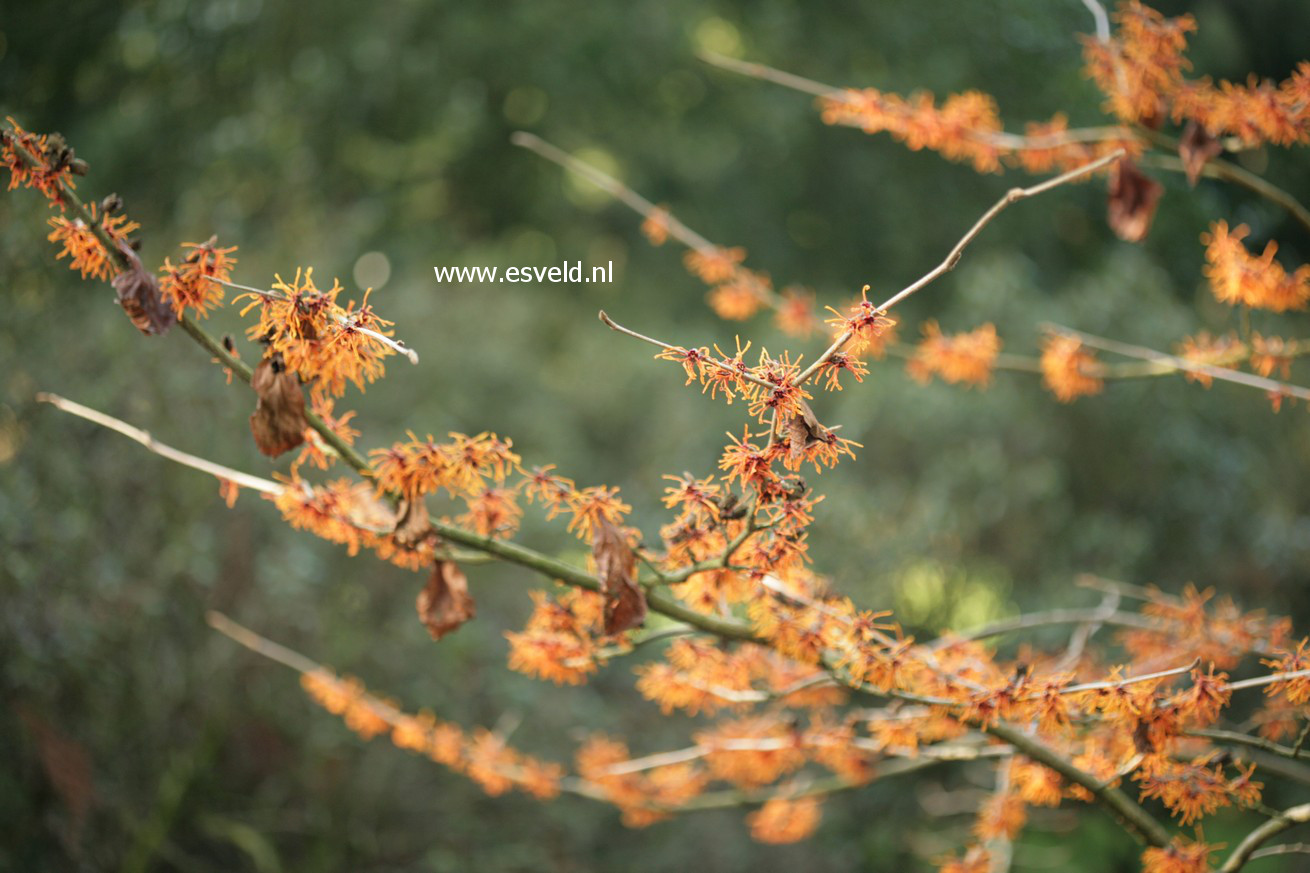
794 150 1123 386
597 310 776 390
698 51 1131 153
1054 590 1120 673
1226 668 1310 693
937 604 1155 648
1186 729 1310 762
512 132 780 312
1249 843 1310 861
511 131 714 253
1058 658 1200 696
1218 804 1310 872
37 393 281 495
1043 323 1310 403
1080 0 1112 43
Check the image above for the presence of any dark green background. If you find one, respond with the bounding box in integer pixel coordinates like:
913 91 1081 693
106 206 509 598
3 1 1308 870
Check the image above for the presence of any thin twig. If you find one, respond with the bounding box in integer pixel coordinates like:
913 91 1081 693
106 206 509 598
794 150 1123 386
1218 804 1310 872
1137 131 1310 236
939 603 1154 647
1058 658 1199 696
598 310 775 390
37 393 280 495
698 51 1130 153
39 389 764 645
1226 668 1310 693
512 132 714 252
1045 323 1310 403
1080 0 1112 43
207 612 322 674
1186 729 1310 762
1054 591 1120 673
1249 843 1310 861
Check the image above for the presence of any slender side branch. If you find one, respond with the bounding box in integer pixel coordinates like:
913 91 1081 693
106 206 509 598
1218 804 1310 873
41 390 763 644
37 393 280 495
598 310 776 390
1058 658 1199 696
1249 843 1310 862
1045 323 1310 403
794 150 1123 386
11 147 373 476
938 605 1155 646
1136 130 1310 236
511 132 718 254
699 52 1132 153
1186 729 1310 762
207 612 323 674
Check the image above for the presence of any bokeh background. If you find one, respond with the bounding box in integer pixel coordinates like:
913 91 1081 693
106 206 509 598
3 1 1309 870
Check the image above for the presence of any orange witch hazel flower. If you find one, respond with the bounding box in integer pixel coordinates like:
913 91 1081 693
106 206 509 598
1202 221 1310 313
47 203 139 281
824 285 896 356
1081 1 1195 125
684 245 746 284
747 794 822 844
159 237 238 317
640 205 670 245
240 267 400 399
1141 837 1220 873
708 274 769 321
774 286 817 338
1040 335 1103 402
905 321 1000 388
2 117 81 207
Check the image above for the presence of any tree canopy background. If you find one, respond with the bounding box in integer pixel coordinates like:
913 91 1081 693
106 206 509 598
2 1 1308 870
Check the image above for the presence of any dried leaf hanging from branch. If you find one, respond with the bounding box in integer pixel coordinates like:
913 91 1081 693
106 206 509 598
112 242 176 335
786 400 832 466
1107 159 1163 243
417 560 475 640
1178 121 1222 187
249 353 307 457
392 496 435 549
592 517 646 634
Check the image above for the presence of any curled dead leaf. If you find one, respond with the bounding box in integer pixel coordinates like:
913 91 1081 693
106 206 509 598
392 496 435 549
1106 159 1163 243
249 353 307 457
786 400 832 465
1179 121 1222 187
112 242 176 335
592 517 646 634
417 560 475 640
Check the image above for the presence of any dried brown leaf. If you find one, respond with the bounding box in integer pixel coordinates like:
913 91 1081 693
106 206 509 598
249 353 307 457
786 400 832 464
112 242 176 335
1179 121 1222 187
392 496 434 549
1106 159 1163 243
417 560 475 640
592 517 646 634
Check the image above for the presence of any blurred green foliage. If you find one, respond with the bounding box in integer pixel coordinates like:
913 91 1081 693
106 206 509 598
2 0 1309 870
